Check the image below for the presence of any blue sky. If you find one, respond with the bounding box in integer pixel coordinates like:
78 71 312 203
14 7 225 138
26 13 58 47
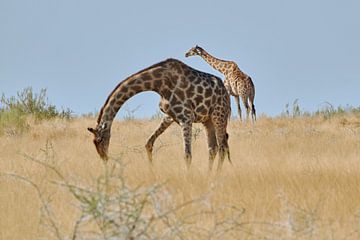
1 0 359 118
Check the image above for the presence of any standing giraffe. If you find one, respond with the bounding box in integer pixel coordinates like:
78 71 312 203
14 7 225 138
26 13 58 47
185 45 256 122
88 58 231 171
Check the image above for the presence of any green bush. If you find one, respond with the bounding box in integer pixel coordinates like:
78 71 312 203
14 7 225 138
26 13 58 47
0 87 72 135
0 108 29 135
0 87 72 120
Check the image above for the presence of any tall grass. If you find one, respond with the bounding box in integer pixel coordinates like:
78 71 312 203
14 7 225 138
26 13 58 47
0 108 29 135
3 144 246 239
1 114 360 239
1 90 360 239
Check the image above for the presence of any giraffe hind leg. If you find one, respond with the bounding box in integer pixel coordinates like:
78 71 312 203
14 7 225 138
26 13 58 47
212 114 230 172
249 93 256 122
249 88 256 123
216 134 230 172
203 120 218 171
241 96 255 122
225 133 232 165
234 96 242 121
145 115 173 163
180 120 193 169
243 98 250 121
251 103 256 122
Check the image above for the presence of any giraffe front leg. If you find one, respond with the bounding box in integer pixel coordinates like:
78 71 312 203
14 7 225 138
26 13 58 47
145 115 173 163
234 96 242 121
203 120 218 171
180 121 192 169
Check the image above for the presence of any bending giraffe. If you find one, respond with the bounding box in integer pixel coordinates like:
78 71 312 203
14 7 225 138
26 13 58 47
88 58 231 171
185 45 256 122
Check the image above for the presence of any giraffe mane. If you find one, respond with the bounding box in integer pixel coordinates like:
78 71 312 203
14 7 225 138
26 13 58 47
96 58 176 124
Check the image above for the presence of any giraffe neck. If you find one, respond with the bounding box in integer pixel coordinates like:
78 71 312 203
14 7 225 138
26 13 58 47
200 49 232 75
96 62 166 127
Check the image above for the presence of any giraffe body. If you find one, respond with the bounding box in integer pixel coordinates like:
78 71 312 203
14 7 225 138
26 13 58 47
186 46 256 122
88 58 231 171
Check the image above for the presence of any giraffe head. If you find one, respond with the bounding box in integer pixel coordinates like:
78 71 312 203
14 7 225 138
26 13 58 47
87 122 111 161
185 45 204 57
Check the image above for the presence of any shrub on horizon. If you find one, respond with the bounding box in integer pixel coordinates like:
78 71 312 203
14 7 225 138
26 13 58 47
0 87 72 135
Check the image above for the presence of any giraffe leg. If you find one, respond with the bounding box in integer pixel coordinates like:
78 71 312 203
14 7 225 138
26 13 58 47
234 96 242 121
216 129 230 172
225 132 231 164
250 103 256 123
145 115 173 163
180 121 192 169
241 95 250 122
249 94 256 123
203 120 218 171
212 115 230 172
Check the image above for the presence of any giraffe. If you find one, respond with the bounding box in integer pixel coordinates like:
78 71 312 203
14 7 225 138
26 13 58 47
185 45 256 122
87 58 231 171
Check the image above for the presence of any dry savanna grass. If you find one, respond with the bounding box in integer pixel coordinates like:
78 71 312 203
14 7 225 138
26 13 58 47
1 115 360 239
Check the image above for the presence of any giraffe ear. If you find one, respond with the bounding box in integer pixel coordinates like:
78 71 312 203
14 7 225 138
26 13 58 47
87 127 96 134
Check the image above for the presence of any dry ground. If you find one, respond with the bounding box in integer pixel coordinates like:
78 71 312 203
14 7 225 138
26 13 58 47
1 115 360 239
